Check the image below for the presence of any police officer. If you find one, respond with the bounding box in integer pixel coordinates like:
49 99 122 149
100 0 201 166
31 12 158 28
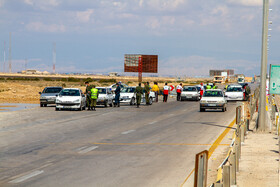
144 82 150 105
84 81 92 110
135 82 143 108
90 85 99 111
206 83 212 90
212 83 218 89
114 83 121 107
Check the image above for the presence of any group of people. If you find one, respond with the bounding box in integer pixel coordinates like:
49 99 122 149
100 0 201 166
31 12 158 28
84 80 251 111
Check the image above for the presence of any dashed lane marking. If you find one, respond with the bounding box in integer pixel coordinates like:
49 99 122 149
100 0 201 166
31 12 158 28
121 130 136 135
90 142 229 146
148 121 158 125
78 146 99 154
9 170 44 183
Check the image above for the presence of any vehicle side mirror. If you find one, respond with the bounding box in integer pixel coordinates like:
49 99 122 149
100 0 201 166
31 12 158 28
56 94 58 97
39 92 42 94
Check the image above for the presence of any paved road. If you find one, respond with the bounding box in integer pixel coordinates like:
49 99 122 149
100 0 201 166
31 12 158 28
0 98 237 187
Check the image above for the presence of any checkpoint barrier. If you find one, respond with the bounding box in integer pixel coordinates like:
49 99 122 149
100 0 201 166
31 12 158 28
194 89 259 187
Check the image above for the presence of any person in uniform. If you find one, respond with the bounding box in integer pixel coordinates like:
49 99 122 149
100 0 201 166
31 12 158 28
84 81 92 110
114 83 121 107
90 85 99 111
144 82 150 105
163 83 169 102
176 83 183 101
135 83 143 108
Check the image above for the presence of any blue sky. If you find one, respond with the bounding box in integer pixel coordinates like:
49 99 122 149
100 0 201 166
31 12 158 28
0 0 279 77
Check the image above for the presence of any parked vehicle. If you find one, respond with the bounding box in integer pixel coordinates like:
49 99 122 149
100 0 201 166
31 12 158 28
225 85 244 101
55 88 86 111
200 89 227 112
96 87 114 107
181 86 200 101
39 87 63 107
120 87 136 105
237 75 245 84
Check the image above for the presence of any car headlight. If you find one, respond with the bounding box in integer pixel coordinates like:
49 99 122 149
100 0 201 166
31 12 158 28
217 100 224 103
56 99 61 103
200 100 207 103
41 96 46 99
73 99 80 103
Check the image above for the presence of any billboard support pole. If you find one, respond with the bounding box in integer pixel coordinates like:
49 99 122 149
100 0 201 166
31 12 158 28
138 56 143 82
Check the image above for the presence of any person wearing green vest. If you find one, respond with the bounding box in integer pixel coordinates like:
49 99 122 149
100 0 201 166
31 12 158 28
212 83 218 89
84 81 93 110
90 85 99 111
144 82 150 105
206 83 212 90
135 82 143 108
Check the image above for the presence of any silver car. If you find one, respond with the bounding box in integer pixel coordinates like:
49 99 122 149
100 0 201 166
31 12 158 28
181 86 200 101
39 87 63 107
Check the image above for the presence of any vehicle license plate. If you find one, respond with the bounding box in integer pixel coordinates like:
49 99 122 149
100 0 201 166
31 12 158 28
63 106 72 108
186 96 192 98
208 104 216 106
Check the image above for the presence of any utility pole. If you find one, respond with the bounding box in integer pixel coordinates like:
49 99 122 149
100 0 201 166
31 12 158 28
25 58 27 71
53 42 56 74
258 0 269 131
9 32 11 73
3 41 5 73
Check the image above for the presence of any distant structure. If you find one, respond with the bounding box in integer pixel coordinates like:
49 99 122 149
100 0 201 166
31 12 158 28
209 69 234 76
109 72 118 77
3 41 6 72
9 32 11 73
21 69 50 75
53 42 56 74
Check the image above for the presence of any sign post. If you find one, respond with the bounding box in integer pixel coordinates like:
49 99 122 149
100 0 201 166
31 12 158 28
269 65 280 95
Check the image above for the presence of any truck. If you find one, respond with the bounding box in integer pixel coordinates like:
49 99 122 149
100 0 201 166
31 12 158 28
237 75 245 84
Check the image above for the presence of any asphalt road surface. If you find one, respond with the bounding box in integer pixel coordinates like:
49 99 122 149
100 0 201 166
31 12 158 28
0 97 238 187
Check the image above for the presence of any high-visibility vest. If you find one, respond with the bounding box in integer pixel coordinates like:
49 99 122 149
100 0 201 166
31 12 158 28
206 85 211 89
176 85 182 93
163 86 169 95
91 88 98 99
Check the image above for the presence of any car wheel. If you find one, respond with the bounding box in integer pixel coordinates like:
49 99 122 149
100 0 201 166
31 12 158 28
78 103 82 111
40 103 43 107
200 108 205 112
55 107 59 111
44 104 47 107
109 102 113 107
222 107 225 112
82 103 86 110
104 101 108 107
130 98 135 105
225 107 227 111
149 97 153 105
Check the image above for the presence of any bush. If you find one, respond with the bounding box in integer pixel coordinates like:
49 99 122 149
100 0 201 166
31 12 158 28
84 77 93 83
43 77 53 81
99 79 116 83
62 83 66 87
67 77 80 82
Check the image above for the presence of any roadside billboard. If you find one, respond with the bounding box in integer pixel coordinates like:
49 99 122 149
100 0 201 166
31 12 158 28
269 65 280 95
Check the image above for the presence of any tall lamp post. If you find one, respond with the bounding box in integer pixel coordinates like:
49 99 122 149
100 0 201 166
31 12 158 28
258 0 269 131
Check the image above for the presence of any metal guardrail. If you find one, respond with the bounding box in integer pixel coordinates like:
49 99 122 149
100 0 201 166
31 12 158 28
194 89 260 187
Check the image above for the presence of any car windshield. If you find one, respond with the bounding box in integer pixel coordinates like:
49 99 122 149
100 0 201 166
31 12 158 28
98 88 106 94
43 88 62 93
60 89 80 96
203 91 223 97
183 87 197 91
226 87 242 92
121 87 135 93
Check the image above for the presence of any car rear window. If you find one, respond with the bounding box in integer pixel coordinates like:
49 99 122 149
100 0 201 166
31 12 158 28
226 87 242 92
43 88 62 93
60 89 80 96
183 87 197 91
203 91 223 97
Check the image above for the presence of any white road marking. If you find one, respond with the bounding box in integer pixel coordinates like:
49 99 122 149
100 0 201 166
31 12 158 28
76 146 88 151
169 114 174 116
9 170 44 183
148 121 158 125
78 146 99 154
121 130 135 135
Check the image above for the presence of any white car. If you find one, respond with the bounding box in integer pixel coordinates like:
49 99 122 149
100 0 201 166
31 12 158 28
181 86 200 101
55 88 86 111
120 87 137 105
225 85 244 101
133 89 155 105
200 89 227 112
96 87 114 107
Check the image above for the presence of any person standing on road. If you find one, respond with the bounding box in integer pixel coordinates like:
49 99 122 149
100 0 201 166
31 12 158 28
206 83 211 90
244 83 251 101
152 82 159 102
144 82 150 105
176 83 183 101
114 83 121 107
90 85 99 111
212 83 218 89
135 82 143 108
163 83 169 102
84 81 92 110
199 83 204 99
